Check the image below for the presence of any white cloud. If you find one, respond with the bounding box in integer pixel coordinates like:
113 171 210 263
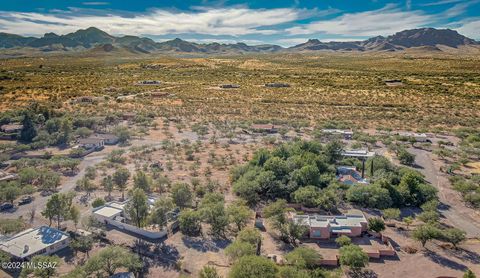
0 7 303 37
286 4 435 36
420 0 464 6
455 19 480 39
82 2 110 6
442 0 480 18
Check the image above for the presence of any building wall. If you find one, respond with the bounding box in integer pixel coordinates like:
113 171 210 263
309 227 330 239
319 258 338 266
349 226 363 237
99 217 167 239
21 238 70 260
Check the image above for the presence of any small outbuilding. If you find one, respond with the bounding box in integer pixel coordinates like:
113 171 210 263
0 124 23 134
251 124 279 133
219 84 240 89
78 137 105 150
90 133 119 145
265 83 290 88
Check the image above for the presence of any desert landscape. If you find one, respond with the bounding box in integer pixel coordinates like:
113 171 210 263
0 2 480 278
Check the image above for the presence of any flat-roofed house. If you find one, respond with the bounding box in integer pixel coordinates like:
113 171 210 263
219 84 240 89
0 124 23 134
398 132 428 142
0 124 23 139
0 226 70 260
136 80 161 85
78 137 105 150
322 129 354 140
341 149 375 159
291 210 368 239
265 83 290 88
90 134 119 145
251 124 279 133
93 200 179 239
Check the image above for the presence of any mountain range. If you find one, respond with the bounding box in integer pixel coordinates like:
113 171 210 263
0 27 478 55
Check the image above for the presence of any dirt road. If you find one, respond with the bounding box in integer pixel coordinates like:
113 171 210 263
3 153 107 224
410 148 480 238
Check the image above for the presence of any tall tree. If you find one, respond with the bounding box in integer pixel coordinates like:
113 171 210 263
20 112 37 143
229 255 277 278
171 182 193 208
101 175 114 199
440 228 466 248
179 209 202 236
225 240 256 262
70 205 80 229
84 246 142 277
324 141 343 164
56 118 73 145
133 170 152 192
70 236 94 258
113 167 130 200
149 196 174 230
284 246 322 269
41 192 75 228
227 201 251 231
125 188 149 228
412 224 441 247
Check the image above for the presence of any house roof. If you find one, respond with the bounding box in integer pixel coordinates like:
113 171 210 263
251 124 277 130
91 133 118 140
78 137 104 145
0 124 23 133
0 226 69 259
292 210 367 230
342 149 375 158
322 129 353 135
93 206 123 218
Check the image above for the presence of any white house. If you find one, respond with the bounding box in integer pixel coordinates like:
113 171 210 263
0 226 70 260
92 200 178 239
341 149 375 158
78 137 105 149
90 134 119 145
398 132 428 142
322 129 354 140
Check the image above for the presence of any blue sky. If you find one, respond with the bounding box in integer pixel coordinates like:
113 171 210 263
0 0 478 46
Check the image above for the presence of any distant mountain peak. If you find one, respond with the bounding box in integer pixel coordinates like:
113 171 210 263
43 32 59 38
0 27 477 55
385 28 476 48
291 27 478 52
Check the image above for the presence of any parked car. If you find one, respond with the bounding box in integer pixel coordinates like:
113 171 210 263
0 203 14 211
18 196 33 205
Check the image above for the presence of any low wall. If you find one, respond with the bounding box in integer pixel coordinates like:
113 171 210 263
379 248 396 256
319 258 338 266
106 219 167 239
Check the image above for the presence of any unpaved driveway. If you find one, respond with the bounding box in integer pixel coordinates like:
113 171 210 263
410 148 480 238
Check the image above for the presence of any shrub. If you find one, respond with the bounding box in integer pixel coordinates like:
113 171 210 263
335 235 352 247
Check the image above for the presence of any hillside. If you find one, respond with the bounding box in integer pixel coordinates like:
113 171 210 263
289 28 479 52
0 27 478 55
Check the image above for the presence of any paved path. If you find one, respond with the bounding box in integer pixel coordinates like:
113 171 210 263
410 148 480 238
